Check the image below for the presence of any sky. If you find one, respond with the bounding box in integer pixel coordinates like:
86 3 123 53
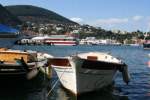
0 0 150 32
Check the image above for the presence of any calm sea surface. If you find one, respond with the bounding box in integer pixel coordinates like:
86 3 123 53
1 45 150 100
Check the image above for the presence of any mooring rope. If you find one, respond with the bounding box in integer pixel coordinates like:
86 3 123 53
47 67 68 97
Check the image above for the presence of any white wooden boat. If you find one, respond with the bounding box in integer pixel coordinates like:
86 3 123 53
48 52 130 94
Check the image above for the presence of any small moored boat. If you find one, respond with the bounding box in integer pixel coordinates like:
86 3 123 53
0 48 48 80
48 52 130 95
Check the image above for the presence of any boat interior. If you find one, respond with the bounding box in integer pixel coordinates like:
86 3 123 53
48 58 71 67
0 48 37 64
47 52 122 68
77 52 121 63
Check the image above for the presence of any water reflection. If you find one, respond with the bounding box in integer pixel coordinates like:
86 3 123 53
0 72 47 100
0 73 130 100
77 85 129 100
77 91 128 100
49 82 129 100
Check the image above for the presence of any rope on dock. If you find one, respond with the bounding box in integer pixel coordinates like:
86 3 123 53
46 68 67 97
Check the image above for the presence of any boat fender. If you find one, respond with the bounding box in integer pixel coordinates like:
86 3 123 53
121 65 130 84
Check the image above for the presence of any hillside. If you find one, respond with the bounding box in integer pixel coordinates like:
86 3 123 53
6 5 78 25
0 4 22 26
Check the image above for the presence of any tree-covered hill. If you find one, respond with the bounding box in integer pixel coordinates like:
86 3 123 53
0 4 22 26
6 5 78 25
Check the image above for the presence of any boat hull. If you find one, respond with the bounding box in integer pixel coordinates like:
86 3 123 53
52 66 77 93
0 62 39 80
72 57 117 94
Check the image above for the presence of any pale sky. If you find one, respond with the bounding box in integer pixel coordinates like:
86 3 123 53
0 0 150 32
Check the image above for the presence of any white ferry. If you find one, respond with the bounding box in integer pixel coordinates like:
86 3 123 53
44 35 78 46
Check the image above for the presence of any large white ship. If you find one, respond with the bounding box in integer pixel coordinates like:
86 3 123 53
44 35 78 46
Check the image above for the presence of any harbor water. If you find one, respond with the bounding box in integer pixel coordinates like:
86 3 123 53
1 45 150 100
